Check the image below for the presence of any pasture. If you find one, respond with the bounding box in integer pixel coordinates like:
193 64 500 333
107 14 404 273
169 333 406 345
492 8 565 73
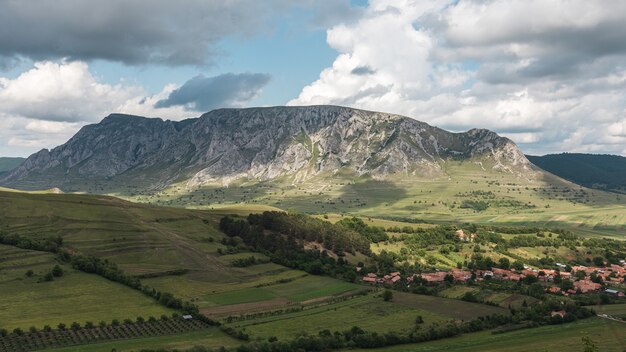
0 244 173 330
350 317 626 352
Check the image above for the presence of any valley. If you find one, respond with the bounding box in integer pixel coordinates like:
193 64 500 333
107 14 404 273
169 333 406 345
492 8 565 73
0 107 624 352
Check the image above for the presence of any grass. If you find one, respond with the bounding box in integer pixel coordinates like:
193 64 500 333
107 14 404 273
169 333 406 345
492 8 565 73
226 292 511 340
228 294 445 339
348 317 626 352
207 288 277 305
0 245 173 330
125 161 626 238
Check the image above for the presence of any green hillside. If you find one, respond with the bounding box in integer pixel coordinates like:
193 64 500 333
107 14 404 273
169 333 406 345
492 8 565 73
528 153 626 193
126 161 626 238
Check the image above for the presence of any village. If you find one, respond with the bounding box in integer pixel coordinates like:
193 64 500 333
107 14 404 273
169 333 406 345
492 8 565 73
362 230 626 297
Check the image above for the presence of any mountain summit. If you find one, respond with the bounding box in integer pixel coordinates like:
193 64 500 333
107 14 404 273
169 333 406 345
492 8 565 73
0 106 532 192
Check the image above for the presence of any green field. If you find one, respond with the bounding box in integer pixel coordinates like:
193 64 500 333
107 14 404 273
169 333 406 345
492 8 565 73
126 162 626 238
350 317 625 352
226 292 508 340
0 244 173 330
43 328 240 352
1 187 624 352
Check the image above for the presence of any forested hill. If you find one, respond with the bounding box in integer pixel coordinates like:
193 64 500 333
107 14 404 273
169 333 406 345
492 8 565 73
527 153 626 193
0 157 25 175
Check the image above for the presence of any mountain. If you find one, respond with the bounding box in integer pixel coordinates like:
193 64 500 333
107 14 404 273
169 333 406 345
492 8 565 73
0 106 533 192
527 153 626 193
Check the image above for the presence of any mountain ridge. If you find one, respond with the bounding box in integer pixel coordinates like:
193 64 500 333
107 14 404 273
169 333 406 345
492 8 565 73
0 105 533 192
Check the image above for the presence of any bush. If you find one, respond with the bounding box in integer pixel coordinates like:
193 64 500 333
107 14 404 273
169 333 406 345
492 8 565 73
383 289 393 301
52 265 64 277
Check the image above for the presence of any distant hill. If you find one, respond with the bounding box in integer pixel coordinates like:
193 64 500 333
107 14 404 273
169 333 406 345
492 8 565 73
0 157 25 176
527 153 626 193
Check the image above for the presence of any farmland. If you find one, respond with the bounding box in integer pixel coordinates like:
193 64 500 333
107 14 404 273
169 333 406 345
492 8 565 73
349 317 625 352
0 244 172 330
0 188 624 352
224 292 508 340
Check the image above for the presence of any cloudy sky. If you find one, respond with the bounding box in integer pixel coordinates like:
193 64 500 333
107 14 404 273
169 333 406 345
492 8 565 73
1 0 625 157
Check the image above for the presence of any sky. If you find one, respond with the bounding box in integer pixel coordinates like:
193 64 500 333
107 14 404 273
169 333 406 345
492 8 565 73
1 0 625 157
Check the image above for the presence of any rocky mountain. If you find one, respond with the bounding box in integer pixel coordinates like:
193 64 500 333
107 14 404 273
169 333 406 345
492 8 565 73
0 105 533 192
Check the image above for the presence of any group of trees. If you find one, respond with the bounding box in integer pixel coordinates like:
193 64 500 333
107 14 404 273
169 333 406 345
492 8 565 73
0 232 63 253
219 213 363 281
220 212 374 257
143 314 513 352
335 217 389 243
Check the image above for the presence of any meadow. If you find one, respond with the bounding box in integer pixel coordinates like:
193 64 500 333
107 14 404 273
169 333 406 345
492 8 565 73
350 317 625 352
0 244 172 330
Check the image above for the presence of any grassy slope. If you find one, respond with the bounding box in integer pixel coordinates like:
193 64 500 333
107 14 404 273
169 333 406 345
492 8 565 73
129 161 626 238
0 244 172 330
350 317 626 352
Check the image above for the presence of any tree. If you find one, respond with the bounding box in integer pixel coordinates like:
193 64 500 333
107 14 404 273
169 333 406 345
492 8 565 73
382 289 393 302
415 315 424 324
560 280 574 291
582 335 599 352
70 322 81 330
84 321 95 329
498 257 510 269
25 270 34 277
29 326 38 333
43 272 54 282
57 323 66 331
43 325 52 332
51 265 64 277
592 257 604 267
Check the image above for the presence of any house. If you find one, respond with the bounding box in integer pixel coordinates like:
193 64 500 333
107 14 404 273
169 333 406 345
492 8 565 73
455 229 468 241
420 272 448 283
604 289 624 297
362 276 377 284
573 280 601 293
451 269 472 282
182 315 193 320
547 287 561 294
550 310 567 318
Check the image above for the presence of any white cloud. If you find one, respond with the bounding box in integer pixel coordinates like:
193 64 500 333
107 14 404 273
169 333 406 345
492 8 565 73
290 0 626 155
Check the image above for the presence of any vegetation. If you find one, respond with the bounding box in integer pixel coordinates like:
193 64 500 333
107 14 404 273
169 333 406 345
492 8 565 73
528 153 626 193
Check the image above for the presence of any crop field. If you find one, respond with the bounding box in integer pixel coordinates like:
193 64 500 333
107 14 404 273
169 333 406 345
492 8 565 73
224 292 509 340
350 317 626 352
0 244 173 330
0 317 213 352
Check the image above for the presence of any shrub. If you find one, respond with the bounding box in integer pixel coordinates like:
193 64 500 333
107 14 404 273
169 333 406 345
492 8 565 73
383 289 393 302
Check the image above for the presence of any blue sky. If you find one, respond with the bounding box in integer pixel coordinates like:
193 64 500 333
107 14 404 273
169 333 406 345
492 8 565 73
0 0 625 157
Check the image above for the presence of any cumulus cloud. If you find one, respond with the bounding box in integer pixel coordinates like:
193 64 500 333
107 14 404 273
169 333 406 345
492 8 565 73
0 60 269 156
0 61 142 123
155 73 271 111
290 0 626 155
0 0 357 66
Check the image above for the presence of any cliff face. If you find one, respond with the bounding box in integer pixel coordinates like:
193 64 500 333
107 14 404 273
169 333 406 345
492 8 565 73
0 106 533 191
